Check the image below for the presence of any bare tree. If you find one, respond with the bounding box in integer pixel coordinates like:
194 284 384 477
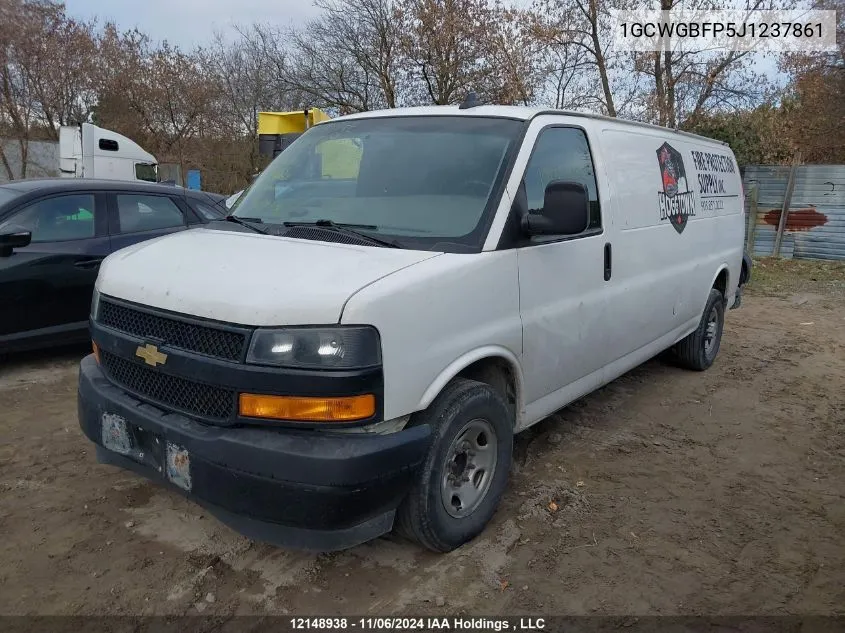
95 26 219 177
0 0 31 178
531 0 634 116
0 0 98 179
540 37 595 109
778 0 844 162
216 22 307 124
27 12 99 135
397 0 498 105
204 26 309 188
484 5 547 105
5 0 838 193
634 0 775 129
282 0 405 113
532 0 774 125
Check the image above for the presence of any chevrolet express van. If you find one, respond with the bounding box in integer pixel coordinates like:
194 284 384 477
78 104 751 552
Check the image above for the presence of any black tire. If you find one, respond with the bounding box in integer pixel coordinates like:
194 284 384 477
396 378 513 552
675 288 725 371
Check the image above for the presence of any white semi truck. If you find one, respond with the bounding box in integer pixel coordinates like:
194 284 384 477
1 123 158 184
59 123 158 182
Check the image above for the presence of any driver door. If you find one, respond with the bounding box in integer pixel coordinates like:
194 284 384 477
515 121 612 413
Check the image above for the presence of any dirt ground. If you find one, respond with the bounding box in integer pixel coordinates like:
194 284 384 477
1 258 844 617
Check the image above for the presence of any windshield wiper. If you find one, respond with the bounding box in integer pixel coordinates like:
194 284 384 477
223 215 269 235
283 219 401 248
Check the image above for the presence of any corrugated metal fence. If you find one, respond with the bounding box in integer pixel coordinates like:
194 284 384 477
743 164 845 261
0 138 59 182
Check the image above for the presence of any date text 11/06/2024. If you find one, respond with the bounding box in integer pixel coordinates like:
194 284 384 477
290 618 547 631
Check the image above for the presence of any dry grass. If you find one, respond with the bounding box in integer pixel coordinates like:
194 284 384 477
746 257 845 298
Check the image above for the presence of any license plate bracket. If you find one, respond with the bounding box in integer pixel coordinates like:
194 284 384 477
100 412 191 491
165 442 192 491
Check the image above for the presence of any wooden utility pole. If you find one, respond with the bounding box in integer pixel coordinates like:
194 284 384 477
745 182 759 254
772 152 801 258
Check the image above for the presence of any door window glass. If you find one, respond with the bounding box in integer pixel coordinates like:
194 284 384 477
523 127 601 231
115 194 184 234
0 194 96 242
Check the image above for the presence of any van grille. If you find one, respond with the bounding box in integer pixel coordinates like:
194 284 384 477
99 300 246 362
100 350 235 421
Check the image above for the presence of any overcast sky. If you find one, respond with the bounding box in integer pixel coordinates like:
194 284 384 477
64 0 323 48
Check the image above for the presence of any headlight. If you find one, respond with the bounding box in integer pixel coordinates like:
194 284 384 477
246 326 381 369
90 288 101 319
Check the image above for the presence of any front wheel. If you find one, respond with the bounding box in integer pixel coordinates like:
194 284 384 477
675 288 725 371
396 378 513 552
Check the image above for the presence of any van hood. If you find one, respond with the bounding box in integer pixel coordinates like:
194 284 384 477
97 227 440 325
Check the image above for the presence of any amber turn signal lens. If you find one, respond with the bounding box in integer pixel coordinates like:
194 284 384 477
92 341 100 364
239 393 376 422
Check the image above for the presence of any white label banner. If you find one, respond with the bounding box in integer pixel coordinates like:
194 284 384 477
610 9 839 53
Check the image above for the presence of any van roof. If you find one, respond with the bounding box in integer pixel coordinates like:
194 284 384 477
331 105 729 147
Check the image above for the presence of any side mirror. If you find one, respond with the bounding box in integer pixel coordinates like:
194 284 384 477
522 181 590 236
0 227 32 257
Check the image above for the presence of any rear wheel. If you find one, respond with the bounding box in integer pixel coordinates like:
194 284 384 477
396 378 513 552
675 288 725 371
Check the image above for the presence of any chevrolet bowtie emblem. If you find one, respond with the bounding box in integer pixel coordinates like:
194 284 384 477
136 343 167 367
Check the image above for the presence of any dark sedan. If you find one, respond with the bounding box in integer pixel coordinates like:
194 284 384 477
0 179 227 354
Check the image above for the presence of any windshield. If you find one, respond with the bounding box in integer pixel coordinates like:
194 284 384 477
232 116 523 250
134 162 158 183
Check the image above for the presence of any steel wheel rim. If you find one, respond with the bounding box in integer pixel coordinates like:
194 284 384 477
704 305 719 357
440 418 498 519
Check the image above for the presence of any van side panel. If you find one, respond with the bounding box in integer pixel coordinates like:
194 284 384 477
596 127 743 366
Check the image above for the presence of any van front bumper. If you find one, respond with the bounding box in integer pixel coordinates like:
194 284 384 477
77 355 431 551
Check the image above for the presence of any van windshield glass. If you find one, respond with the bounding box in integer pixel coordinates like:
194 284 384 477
231 116 523 250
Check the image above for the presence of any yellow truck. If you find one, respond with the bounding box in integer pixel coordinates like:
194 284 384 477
256 108 361 180
257 108 333 158
226 108 355 209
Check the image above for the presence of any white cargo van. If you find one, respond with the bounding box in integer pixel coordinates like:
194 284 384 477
78 104 751 552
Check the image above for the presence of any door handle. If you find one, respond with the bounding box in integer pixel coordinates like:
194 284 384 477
74 258 102 270
604 243 612 281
